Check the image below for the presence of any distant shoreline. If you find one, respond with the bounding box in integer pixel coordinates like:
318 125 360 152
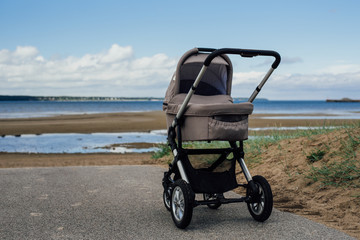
0 95 163 102
0 95 267 102
326 98 360 102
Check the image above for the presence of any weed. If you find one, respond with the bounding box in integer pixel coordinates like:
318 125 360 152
304 125 360 188
307 149 326 163
151 144 170 159
306 159 360 187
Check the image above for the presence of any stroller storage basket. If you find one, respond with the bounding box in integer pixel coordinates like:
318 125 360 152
180 152 238 194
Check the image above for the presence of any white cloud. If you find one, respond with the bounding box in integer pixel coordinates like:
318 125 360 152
0 46 40 65
317 64 360 75
0 45 359 99
100 44 133 63
231 67 360 100
13 46 39 59
0 49 11 63
253 56 302 67
233 71 265 85
0 44 177 97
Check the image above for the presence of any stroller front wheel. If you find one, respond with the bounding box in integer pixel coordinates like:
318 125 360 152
171 179 194 229
246 175 273 222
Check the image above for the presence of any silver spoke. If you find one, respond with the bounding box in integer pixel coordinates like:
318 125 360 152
172 186 185 222
250 184 265 215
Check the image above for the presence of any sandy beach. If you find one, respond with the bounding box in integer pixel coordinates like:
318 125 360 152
0 111 166 135
1 111 357 136
0 111 358 168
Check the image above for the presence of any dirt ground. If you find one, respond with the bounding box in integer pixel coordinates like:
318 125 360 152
234 127 360 239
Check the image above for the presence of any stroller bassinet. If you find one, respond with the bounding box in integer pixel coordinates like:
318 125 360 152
163 48 254 141
162 48 281 229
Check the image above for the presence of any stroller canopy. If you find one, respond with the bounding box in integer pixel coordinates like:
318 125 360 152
165 48 233 104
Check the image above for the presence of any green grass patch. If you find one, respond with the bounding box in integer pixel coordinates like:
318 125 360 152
152 124 348 161
305 126 360 188
307 150 326 163
151 144 170 159
151 123 360 188
306 159 360 187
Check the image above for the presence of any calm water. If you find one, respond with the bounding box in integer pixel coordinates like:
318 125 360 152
0 127 338 154
1 100 360 153
0 101 162 118
1 100 360 119
0 131 167 154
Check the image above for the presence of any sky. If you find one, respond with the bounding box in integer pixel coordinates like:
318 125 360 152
0 0 359 100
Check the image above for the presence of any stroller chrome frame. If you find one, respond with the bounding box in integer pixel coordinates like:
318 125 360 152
162 48 281 229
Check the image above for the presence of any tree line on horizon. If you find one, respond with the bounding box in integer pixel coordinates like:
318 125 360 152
0 95 164 101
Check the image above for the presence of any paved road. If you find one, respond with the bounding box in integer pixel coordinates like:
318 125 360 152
0 166 355 240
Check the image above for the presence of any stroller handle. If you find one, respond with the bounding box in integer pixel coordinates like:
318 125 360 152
203 48 281 69
171 47 281 128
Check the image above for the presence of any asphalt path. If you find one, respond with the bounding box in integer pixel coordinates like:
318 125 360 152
0 165 355 240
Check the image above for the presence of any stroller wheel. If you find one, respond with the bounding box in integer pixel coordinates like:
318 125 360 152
203 193 223 209
171 179 194 229
163 188 172 211
246 175 273 222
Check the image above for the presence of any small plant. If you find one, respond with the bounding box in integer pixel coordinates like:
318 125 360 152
306 159 360 187
306 149 326 163
151 144 170 159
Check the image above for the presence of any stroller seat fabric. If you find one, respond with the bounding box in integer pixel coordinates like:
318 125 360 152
164 94 253 141
163 48 254 141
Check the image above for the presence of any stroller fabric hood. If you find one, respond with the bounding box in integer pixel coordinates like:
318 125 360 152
164 48 233 108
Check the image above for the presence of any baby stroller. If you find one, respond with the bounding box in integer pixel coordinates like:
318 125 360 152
162 48 281 228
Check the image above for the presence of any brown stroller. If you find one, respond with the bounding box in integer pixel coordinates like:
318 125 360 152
162 48 281 228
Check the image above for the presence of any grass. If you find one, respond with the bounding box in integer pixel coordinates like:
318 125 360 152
307 159 360 187
152 123 360 188
305 126 360 188
151 144 170 159
306 149 326 163
243 124 341 166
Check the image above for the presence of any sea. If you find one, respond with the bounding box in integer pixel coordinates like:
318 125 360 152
1 100 360 154
1 100 360 119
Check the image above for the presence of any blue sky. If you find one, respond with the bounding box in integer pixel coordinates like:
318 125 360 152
0 0 359 100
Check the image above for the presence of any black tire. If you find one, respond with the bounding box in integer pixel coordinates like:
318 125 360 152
163 170 180 211
171 179 194 229
246 175 273 222
203 193 222 209
163 188 172 211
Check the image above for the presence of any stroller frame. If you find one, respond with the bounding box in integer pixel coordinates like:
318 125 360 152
162 48 281 229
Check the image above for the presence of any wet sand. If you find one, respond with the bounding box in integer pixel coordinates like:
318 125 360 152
0 111 358 168
1 111 357 136
0 111 166 135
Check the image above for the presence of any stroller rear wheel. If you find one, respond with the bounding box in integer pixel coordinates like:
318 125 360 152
171 179 194 229
163 188 172 211
246 175 273 222
203 193 223 209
